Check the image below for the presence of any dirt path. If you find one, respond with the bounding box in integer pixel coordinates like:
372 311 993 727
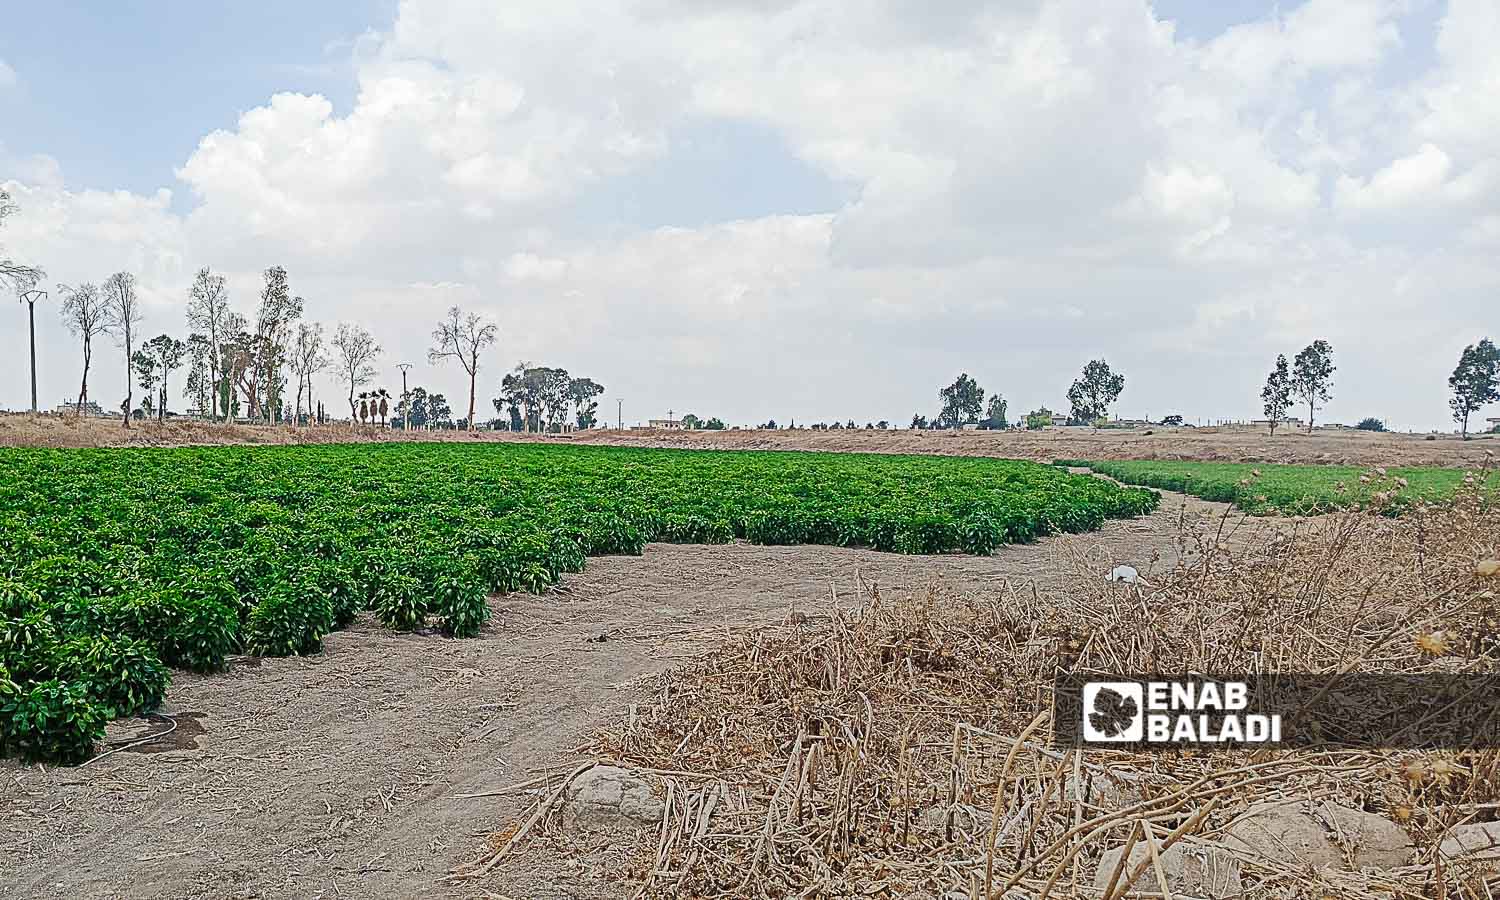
0 492 1242 900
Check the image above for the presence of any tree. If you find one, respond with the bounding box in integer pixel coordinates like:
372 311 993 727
876 420 889 430
333 323 381 423
102 272 143 428
291 322 330 426
399 386 433 430
1291 341 1335 433
0 189 44 296
132 334 187 422
985 393 1008 429
242 267 303 422
1160 414 1184 427
705 417 726 430
1356 417 1387 432
568 377 605 429
185 267 234 423
428 305 498 433
1025 407 1054 430
375 388 390 426
681 413 703 429
1260 354 1292 436
1066 359 1125 425
1449 338 1500 439
58 283 108 416
427 392 453 428
938 374 985 428
910 414 929 429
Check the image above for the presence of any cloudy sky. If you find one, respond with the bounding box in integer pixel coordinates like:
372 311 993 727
2 0 1497 430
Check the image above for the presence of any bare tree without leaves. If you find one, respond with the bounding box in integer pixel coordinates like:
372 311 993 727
291 322 330 425
58 283 109 415
102 272 143 427
428 305 499 432
1 188 44 296
185 267 233 423
333 322 380 425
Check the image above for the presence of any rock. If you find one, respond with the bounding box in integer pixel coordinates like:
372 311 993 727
1477 559 1500 578
563 765 665 831
1439 821 1500 862
1221 801 1411 871
1107 565 1139 584
1092 842 1242 898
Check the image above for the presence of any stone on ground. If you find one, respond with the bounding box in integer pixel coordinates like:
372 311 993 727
1439 821 1500 862
563 764 665 830
1221 800 1411 870
1092 842 1242 898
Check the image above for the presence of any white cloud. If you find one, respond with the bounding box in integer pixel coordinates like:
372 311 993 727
0 59 17 89
4 1 1500 430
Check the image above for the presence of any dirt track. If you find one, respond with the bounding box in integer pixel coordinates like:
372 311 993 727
3 411 1495 466
0 493 1241 900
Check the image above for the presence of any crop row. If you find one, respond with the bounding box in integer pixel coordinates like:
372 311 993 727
1054 458 1499 515
1 444 1157 762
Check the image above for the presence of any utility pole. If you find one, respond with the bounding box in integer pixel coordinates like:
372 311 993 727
617 398 623 431
20 288 46 413
396 363 413 431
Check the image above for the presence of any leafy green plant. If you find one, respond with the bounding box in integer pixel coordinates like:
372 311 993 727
245 584 334 657
0 613 61 681
56 635 169 718
0 679 107 764
432 567 490 638
374 573 426 632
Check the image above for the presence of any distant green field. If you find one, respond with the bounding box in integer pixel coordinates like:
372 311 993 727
1053 459 1500 515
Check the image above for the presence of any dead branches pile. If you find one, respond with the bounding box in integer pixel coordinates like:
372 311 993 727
488 467 1500 897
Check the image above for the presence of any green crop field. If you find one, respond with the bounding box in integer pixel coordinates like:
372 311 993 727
0 443 1157 763
1055 458 1500 515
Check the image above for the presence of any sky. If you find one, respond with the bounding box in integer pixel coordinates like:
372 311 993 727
2 0 1498 431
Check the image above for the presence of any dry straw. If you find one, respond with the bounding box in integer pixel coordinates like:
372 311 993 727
461 465 1500 898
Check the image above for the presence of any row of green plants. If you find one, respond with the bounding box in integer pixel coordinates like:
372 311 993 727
1054 458 1499 515
1 444 1157 761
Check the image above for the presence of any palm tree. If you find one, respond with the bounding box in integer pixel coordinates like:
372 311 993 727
358 392 370 425
376 388 391 426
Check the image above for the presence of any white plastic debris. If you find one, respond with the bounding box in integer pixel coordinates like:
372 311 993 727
1108 565 1139 584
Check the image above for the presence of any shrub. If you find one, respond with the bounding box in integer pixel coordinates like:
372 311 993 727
245 583 334 656
374 573 427 631
432 566 491 638
1357 417 1387 432
0 612 61 681
0 579 43 621
93 590 239 673
0 679 107 764
56 635 169 718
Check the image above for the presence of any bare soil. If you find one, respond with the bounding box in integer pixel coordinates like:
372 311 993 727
3 411 1494 466
0 493 1240 900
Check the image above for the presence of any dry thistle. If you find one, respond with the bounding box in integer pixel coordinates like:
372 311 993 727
1414 631 1453 656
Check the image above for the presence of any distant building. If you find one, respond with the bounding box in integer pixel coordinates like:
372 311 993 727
1049 414 1070 427
647 418 682 429
53 400 108 417
1251 417 1303 428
